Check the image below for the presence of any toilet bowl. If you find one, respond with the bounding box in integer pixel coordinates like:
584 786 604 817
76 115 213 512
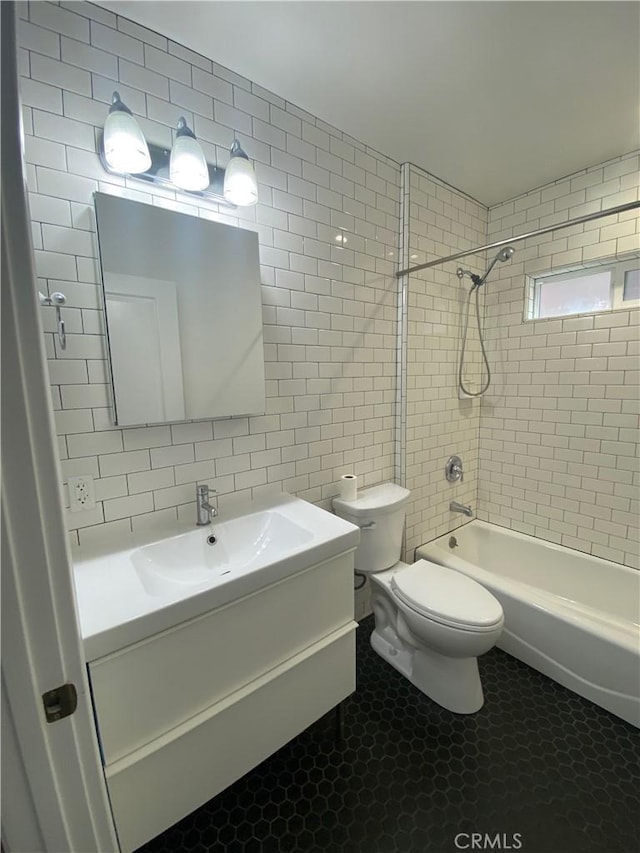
333 483 504 714
369 560 503 713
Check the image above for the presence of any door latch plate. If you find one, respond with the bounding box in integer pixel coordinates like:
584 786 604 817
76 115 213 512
42 683 77 723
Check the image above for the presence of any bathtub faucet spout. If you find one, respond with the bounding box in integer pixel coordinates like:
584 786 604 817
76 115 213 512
450 500 473 517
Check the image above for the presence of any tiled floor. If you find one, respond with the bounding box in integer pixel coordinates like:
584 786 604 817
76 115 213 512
138 616 640 853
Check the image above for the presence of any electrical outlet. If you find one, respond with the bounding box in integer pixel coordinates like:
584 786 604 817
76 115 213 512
68 475 96 513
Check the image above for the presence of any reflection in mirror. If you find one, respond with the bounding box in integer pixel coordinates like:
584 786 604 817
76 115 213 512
94 193 265 426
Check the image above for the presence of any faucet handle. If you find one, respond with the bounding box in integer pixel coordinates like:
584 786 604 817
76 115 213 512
196 483 218 501
445 455 464 483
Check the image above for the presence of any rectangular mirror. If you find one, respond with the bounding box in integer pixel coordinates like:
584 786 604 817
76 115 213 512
94 193 265 427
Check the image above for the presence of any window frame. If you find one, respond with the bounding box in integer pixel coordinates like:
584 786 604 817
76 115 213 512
526 254 640 321
613 258 640 310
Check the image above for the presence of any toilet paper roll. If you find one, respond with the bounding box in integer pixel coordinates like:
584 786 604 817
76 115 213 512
339 474 358 501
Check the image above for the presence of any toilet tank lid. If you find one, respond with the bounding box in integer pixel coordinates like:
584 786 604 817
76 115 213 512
333 483 410 517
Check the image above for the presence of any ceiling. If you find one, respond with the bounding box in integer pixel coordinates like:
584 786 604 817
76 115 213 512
100 2 640 206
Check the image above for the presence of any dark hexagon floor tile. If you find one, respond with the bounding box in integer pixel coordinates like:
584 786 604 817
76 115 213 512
136 616 640 853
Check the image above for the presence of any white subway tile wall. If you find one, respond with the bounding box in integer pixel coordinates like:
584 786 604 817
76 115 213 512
478 152 640 569
17 1 639 579
19 2 400 558
402 166 489 560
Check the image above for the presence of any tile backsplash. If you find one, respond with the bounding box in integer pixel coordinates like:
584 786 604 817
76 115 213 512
18 2 639 573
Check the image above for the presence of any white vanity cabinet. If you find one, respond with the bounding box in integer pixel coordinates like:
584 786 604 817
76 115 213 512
86 551 357 853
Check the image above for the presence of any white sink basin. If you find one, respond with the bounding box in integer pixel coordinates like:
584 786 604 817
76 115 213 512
131 510 313 596
72 492 360 660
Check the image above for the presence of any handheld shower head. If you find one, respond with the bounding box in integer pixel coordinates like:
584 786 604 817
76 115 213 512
477 245 516 285
497 246 515 262
457 246 516 289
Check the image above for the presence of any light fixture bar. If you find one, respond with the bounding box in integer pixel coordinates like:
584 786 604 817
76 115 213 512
97 133 236 208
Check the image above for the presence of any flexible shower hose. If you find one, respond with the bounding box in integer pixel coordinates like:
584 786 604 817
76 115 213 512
458 283 491 397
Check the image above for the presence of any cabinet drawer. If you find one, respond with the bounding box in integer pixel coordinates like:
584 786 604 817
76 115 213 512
90 552 354 764
106 624 356 853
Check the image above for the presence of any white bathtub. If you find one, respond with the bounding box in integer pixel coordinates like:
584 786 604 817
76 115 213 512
416 520 640 727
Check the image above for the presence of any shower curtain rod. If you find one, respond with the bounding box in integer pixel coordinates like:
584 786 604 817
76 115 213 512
396 199 640 278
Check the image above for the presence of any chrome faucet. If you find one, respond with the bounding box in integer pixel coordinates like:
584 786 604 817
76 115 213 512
450 500 473 517
445 455 464 483
196 484 217 525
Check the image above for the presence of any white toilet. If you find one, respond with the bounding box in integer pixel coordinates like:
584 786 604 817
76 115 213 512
333 483 504 714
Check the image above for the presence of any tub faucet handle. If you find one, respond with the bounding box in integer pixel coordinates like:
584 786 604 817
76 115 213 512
446 455 464 483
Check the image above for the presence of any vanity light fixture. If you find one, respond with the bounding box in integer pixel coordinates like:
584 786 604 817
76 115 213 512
223 138 258 206
98 93 258 207
169 117 209 192
102 91 151 174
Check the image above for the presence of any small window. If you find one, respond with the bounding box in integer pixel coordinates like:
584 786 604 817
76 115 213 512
527 257 640 320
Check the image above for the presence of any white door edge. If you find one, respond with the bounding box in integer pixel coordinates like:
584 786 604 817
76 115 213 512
1 4 118 851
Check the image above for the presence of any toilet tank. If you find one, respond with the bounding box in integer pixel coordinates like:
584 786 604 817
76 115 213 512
332 483 410 573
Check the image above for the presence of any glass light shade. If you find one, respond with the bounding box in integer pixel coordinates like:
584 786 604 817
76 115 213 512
223 150 258 207
169 133 209 192
103 109 151 174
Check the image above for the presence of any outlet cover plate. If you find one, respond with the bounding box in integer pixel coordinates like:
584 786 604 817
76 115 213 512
68 475 96 513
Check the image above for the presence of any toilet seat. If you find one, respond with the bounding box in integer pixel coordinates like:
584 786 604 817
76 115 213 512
390 560 503 633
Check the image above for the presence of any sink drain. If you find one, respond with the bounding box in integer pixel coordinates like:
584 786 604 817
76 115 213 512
207 534 217 546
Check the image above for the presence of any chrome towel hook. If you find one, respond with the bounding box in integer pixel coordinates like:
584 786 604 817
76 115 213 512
39 291 66 349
